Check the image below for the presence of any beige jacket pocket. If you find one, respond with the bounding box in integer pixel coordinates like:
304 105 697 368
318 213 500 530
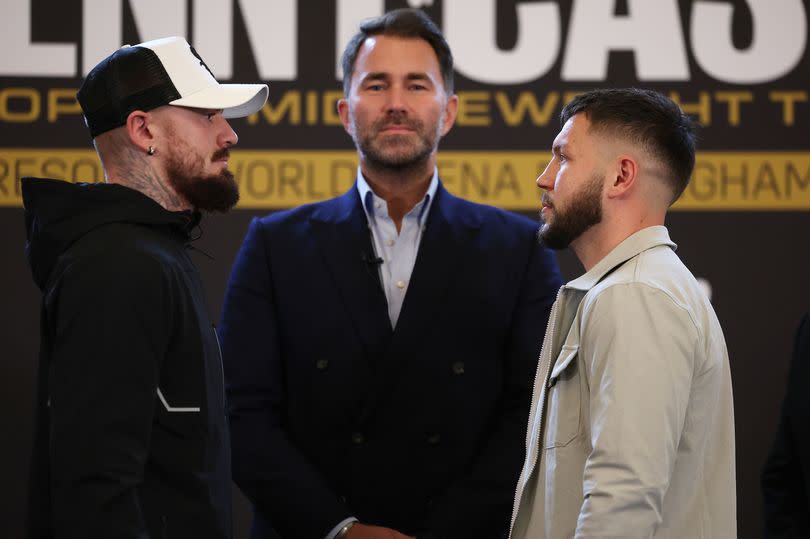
544 344 581 449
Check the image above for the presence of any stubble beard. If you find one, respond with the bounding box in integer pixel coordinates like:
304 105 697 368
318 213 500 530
538 171 604 250
164 135 240 213
353 111 442 172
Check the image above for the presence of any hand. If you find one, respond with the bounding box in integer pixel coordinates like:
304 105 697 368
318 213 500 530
345 523 415 539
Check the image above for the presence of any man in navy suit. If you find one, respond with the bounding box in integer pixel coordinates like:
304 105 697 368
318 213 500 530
219 9 561 539
762 311 810 537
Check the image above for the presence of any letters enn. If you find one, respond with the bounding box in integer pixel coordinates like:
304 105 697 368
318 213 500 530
1 0 807 84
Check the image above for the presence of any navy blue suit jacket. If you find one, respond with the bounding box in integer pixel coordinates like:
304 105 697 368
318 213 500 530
762 312 810 538
219 183 561 539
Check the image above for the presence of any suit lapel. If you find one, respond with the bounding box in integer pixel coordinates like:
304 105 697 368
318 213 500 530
310 188 392 364
394 185 479 344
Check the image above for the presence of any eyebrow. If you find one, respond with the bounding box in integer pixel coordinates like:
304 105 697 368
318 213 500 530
405 72 431 82
362 72 388 82
361 72 432 83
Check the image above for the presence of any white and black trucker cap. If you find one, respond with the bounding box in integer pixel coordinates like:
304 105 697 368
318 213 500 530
77 36 268 138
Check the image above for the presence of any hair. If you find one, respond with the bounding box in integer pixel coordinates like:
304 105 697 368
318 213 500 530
92 124 139 176
560 88 697 203
340 8 454 96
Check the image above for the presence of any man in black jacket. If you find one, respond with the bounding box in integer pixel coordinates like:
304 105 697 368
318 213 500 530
23 36 267 539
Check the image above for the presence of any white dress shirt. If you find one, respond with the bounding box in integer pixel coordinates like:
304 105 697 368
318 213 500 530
356 168 438 328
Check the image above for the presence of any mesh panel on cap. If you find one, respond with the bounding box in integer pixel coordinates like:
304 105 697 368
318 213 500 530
77 46 181 138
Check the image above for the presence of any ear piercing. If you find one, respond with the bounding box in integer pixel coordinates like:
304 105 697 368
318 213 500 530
147 146 155 155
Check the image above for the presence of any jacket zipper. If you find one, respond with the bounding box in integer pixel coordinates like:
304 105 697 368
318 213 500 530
508 288 562 538
212 326 227 407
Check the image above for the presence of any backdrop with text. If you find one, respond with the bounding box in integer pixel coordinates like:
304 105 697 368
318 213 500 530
1 1 808 537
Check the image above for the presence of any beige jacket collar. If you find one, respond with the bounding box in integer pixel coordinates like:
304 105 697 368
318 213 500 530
566 225 677 292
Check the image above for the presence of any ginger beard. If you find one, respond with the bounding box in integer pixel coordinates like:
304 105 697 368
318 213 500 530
538 171 604 250
351 109 443 170
163 127 240 213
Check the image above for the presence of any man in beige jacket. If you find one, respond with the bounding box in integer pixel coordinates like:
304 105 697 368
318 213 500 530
510 88 736 539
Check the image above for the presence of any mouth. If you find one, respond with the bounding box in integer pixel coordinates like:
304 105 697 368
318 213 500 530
212 149 231 165
378 118 417 133
380 126 414 134
539 193 554 220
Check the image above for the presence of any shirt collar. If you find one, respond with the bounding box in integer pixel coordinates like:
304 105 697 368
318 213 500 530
565 225 677 291
356 167 439 225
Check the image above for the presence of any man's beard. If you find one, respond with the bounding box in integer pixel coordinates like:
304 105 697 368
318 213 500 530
353 111 441 170
165 141 239 213
538 172 603 250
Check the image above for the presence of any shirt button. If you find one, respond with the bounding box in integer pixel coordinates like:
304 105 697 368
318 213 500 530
396 280 406 289
351 432 365 445
386 239 395 246
315 358 329 370
427 433 441 445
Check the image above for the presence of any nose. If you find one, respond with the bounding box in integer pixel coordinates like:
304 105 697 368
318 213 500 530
217 115 238 147
385 84 407 114
536 160 555 190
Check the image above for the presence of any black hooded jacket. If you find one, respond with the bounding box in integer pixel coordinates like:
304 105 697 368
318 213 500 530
23 177 231 539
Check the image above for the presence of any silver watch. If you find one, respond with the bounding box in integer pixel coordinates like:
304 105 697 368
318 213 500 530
335 521 356 539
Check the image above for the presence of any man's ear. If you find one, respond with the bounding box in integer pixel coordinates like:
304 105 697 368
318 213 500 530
441 94 459 136
125 110 155 155
606 155 639 199
337 98 353 136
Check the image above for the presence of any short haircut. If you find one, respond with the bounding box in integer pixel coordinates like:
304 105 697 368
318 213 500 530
561 88 697 203
340 8 454 96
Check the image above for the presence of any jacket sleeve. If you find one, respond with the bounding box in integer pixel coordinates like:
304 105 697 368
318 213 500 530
574 284 698 538
423 235 562 539
761 313 810 538
219 218 351 539
47 252 171 539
